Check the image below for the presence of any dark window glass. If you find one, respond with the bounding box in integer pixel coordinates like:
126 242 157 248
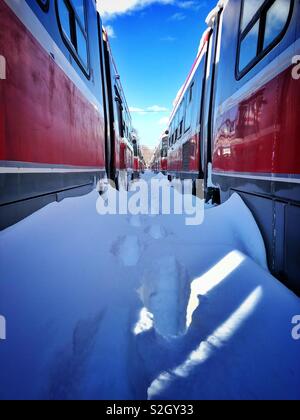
36 0 49 11
179 121 183 136
189 84 193 103
185 83 194 131
239 21 259 72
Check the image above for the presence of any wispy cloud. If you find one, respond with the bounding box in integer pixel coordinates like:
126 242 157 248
159 116 170 126
147 105 169 112
169 12 186 21
129 105 169 115
97 0 204 19
129 107 146 113
97 0 175 18
105 25 116 39
178 1 202 10
160 36 177 42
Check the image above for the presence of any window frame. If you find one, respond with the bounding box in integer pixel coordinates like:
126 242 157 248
236 0 294 80
177 102 183 140
184 82 194 133
55 0 90 78
36 0 50 12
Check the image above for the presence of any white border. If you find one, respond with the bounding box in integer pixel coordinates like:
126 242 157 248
0 166 104 174
212 171 300 184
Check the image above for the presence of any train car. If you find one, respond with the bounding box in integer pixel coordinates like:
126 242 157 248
132 131 145 179
167 30 210 185
0 0 133 229
102 28 134 190
166 0 300 295
150 146 160 173
151 133 168 175
139 155 146 173
160 134 168 175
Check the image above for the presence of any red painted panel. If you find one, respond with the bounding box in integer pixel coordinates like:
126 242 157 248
161 157 167 172
0 1 105 168
213 64 300 175
189 134 199 172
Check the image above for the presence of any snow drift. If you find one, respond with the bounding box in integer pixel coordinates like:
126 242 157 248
0 172 299 400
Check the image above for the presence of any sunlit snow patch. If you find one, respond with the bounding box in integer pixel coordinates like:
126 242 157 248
186 251 246 329
133 308 154 335
148 286 263 399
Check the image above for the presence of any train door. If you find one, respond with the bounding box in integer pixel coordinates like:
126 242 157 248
101 29 117 183
97 15 113 182
114 86 124 171
200 7 224 202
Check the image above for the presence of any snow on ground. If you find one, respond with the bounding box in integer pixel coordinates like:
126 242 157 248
0 172 300 400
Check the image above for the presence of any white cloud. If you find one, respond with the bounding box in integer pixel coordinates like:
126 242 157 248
97 0 205 19
159 117 170 126
130 105 169 115
129 107 147 115
105 25 116 38
147 105 169 112
160 36 177 42
169 12 186 21
97 0 175 18
129 107 145 113
178 1 201 10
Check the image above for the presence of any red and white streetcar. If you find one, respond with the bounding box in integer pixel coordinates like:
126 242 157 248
164 0 300 294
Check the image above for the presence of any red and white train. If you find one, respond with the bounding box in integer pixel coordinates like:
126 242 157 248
132 132 146 178
0 0 137 229
150 133 168 174
157 0 300 295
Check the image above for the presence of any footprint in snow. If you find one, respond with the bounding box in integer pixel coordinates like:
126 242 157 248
145 224 167 240
111 235 142 267
128 215 143 228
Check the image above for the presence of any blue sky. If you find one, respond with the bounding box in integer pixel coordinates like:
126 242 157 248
98 0 215 148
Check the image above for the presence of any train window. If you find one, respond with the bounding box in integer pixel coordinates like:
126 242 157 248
189 84 194 103
36 0 50 11
177 107 181 139
115 87 124 137
263 0 291 49
72 0 86 27
185 83 194 132
178 101 184 138
237 0 293 78
76 21 88 64
58 0 72 40
239 21 260 73
241 0 264 30
56 0 89 76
